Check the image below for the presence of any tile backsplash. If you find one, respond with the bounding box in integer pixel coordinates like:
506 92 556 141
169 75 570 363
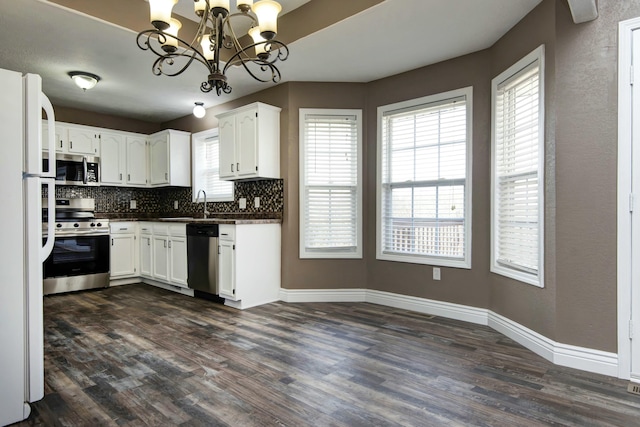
43 179 283 218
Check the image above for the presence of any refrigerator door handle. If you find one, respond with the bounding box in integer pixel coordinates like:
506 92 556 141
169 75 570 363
40 179 55 262
40 93 55 178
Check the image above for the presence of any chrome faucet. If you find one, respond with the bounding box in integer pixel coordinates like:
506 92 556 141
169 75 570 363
196 189 210 219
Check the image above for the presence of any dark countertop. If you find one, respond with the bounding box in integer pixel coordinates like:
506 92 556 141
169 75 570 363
105 212 282 225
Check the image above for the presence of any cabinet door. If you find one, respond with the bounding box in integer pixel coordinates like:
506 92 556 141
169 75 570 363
218 116 236 179
152 236 169 281
169 236 188 287
236 110 258 178
126 136 148 186
42 122 65 152
67 128 97 155
100 133 126 185
139 234 152 277
149 134 169 185
218 239 237 299
110 234 136 278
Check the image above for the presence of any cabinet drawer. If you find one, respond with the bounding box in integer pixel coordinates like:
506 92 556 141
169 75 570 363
219 224 235 241
110 222 136 234
152 223 169 235
139 222 154 234
169 223 186 237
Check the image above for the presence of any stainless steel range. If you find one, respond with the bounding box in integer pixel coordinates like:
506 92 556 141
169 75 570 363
42 198 110 295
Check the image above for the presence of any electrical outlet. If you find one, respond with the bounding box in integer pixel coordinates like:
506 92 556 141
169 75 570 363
254 197 260 208
239 197 247 209
433 267 441 281
130 200 137 209
174 200 179 209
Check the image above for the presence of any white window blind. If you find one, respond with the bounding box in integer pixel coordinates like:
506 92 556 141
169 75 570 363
300 109 362 258
492 45 544 286
378 87 472 268
192 132 233 202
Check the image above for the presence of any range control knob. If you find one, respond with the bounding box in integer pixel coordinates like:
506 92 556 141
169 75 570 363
96 223 102 227
73 223 79 228
90 223 96 227
56 223 62 228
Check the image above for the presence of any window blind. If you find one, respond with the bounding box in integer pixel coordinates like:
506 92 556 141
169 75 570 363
494 61 541 274
193 135 233 201
301 113 359 254
381 96 468 260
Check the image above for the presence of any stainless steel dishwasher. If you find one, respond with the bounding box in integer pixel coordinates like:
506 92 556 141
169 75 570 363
186 223 219 295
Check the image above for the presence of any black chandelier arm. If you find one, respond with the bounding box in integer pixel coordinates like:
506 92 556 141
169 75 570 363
136 29 216 76
222 12 258 51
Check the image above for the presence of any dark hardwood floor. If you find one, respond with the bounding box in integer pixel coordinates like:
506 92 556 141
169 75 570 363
14 284 640 426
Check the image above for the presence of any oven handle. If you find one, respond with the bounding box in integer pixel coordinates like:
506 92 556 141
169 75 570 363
52 230 110 237
83 156 88 185
40 179 56 262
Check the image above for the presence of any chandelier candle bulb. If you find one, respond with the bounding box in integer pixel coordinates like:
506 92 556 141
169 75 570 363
252 0 282 40
248 27 268 59
149 0 178 30
161 18 182 53
209 0 230 16
200 34 214 61
194 0 207 17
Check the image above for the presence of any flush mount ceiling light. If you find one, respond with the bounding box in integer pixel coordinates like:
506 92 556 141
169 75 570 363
68 71 101 91
193 102 206 118
137 0 289 95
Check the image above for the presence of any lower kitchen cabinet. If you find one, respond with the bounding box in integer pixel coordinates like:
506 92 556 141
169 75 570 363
218 223 281 309
109 222 138 279
139 223 153 278
147 223 188 288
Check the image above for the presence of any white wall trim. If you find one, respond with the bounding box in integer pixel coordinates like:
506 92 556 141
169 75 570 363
280 288 619 377
616 16 640 381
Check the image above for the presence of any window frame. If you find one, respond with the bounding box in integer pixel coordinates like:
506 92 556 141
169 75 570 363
191 128 234 202
490 45 545 287
299 108 363 259
376 86 473 268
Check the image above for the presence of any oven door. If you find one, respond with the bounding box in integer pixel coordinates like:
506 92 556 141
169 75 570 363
43 234 109 279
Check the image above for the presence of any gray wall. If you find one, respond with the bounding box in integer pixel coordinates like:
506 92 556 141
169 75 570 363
61 0 640 354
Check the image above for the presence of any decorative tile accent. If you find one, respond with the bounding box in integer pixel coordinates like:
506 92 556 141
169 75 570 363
43 179 284 218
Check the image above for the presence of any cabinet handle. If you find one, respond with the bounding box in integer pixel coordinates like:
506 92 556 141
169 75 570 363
237 162 240 172
148 239 150 246
119 173 122 180
128 174 131 181
231 163 234 172
59 140 63 149
111 238 114 246
165 172 168 180
218 245 221 254
70 141 73 149
168 240 172 249
164 240 167 248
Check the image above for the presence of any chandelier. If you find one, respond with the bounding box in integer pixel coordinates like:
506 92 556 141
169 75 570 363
137 0 289 95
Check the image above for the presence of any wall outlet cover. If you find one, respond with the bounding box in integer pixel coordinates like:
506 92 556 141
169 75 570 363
174 200 179 209
255 197 260 208
130 200 137 209
433 267 441 281
239 198 247 209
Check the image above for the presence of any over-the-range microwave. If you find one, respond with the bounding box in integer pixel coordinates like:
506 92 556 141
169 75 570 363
43 153 100 186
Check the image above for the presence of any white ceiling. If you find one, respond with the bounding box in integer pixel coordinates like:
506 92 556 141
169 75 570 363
0 0 542 123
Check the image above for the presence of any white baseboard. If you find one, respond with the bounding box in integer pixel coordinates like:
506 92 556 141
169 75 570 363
279 288 619 378
141 279 194 297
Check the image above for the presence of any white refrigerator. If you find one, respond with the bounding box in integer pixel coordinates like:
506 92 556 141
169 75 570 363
0 68 56 426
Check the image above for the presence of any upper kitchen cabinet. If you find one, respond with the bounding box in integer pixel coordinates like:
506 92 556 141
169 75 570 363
68 126 99 155
100 132 126 185
149 129 190 187
216 102 281 180
42 122 65 153
126 136 148 186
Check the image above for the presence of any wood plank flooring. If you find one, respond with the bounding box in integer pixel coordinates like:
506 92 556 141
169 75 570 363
14 284 640 426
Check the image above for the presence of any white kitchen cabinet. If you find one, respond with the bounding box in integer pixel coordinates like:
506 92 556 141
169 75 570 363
217 223 281 309
109 222 138 279
149 223 187 288
67 127 99 155
216 102 281 180
42 122 66 152
100 132 126 185
168 234 187 286
149 129 190 187
126 136 148 186
139 223 153 278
